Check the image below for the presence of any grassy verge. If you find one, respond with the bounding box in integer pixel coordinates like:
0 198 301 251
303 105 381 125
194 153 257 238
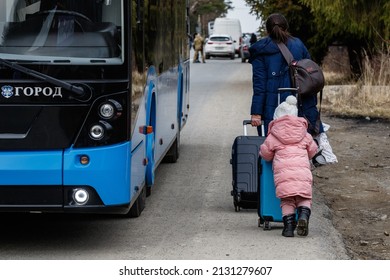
322 85 390 120
321 48 390 120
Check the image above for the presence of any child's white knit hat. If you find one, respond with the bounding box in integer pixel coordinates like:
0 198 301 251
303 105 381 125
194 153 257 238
273 95 298 119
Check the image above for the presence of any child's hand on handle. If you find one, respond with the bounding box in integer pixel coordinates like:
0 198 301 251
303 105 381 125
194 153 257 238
251 115 261 126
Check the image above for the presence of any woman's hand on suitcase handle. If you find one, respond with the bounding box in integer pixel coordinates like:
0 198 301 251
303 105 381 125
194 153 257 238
251 114 262 126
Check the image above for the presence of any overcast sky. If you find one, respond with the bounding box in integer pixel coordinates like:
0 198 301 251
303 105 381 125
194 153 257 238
226 0 261 33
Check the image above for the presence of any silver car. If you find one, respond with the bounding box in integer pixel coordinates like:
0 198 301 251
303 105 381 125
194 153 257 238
205 34 235 60
240 33 251 63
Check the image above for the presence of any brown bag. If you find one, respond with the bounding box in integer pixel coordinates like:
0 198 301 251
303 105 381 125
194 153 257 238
277 43 324 96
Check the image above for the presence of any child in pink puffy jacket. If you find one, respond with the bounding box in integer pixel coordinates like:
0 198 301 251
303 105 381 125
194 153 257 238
260 96 318 237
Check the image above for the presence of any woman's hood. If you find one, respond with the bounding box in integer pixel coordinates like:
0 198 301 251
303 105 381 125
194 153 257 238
248 37 280 62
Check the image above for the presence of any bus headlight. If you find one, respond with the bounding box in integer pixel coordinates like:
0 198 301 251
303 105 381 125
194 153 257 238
89 121 112 140
99 99 122 120
99 103 115 119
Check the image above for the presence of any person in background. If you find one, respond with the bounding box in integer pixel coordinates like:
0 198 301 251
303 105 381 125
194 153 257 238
192 33 199 62
193 33 205 63
249 33 257 46
260 96 318 237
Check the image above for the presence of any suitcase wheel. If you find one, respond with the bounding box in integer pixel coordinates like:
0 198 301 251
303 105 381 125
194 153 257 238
258 217 264 227
233 199 241 212
263 221 271 231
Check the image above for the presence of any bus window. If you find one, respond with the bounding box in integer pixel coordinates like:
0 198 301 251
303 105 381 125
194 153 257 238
0 0 123 65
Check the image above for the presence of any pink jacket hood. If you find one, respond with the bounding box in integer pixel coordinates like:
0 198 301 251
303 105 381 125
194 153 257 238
268 115 308 145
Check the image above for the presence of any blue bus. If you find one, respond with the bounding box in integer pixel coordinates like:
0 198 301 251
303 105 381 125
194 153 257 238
0 0 190 217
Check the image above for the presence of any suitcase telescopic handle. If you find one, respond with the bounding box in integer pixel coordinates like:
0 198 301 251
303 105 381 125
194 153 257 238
276 88 298 105
277 87 298 92
243 120 252 126
243 120 265 137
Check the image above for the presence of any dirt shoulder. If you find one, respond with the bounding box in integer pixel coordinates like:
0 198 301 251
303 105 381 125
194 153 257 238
314 116 390 259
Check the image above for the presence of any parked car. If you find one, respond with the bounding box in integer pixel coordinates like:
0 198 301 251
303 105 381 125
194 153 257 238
205 34 235 60
240 33 251 62
213 18 242 56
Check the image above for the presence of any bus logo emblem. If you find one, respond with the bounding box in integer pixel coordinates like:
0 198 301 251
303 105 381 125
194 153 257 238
1 85 14 98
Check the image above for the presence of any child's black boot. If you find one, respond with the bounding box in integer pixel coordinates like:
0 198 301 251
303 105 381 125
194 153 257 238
297 206 311 236
282 214 296 237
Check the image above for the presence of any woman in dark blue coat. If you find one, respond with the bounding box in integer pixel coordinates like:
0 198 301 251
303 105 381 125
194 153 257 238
249 13 323 136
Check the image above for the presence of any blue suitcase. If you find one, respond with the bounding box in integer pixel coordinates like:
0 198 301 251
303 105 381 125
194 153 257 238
258 87 298 230
257 159 283 230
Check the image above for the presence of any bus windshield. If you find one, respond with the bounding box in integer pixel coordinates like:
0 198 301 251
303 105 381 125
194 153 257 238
0 0 123 65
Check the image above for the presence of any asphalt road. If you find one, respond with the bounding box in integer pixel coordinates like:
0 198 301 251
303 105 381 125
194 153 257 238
0 56 349 260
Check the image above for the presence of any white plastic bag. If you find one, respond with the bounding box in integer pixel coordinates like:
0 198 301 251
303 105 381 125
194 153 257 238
312 123 338 166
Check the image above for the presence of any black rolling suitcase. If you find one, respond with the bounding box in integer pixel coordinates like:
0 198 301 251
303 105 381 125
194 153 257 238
230 120 265 212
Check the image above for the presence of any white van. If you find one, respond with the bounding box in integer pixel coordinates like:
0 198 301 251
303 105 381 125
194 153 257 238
212 18 242 56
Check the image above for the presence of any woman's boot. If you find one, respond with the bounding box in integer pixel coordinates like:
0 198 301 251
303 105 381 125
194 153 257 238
297 206 311 236
282 214 296 237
